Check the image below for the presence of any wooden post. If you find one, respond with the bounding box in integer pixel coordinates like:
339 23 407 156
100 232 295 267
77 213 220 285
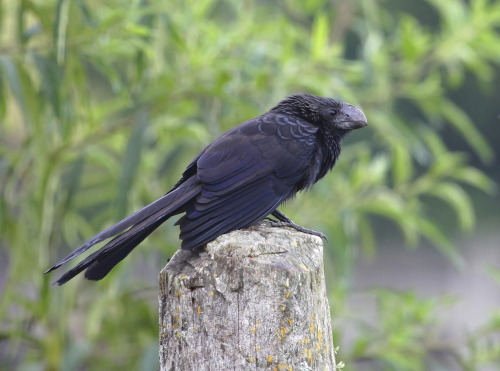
159 224 336 370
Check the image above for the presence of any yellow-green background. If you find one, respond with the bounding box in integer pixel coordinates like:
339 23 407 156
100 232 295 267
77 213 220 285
1 0 499 369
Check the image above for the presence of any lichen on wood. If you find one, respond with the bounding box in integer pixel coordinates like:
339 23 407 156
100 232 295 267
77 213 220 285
159 224 336 370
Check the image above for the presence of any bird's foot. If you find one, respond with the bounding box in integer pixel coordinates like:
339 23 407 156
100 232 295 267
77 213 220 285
266 210 327 240
266 220 328 241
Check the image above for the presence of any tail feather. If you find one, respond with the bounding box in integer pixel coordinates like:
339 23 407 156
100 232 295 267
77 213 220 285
46 177 201 284
84 225 155 281
54 219 164 285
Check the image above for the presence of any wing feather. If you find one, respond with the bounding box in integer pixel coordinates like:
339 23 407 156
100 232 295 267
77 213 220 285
177 114 319 250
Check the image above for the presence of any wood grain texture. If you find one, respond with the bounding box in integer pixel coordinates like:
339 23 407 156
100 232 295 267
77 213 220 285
159 224 336 370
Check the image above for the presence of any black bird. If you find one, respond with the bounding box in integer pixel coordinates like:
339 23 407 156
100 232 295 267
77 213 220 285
46 94 367 285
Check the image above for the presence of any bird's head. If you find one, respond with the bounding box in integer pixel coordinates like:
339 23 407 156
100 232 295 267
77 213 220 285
271 93 367 132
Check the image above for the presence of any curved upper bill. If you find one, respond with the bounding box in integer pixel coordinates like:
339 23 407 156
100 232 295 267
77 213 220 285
338 103 368 130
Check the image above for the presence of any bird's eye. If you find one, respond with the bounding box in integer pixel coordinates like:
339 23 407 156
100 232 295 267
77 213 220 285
328 109 337 117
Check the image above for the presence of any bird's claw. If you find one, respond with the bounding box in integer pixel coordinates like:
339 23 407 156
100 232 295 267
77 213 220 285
266 220 328 241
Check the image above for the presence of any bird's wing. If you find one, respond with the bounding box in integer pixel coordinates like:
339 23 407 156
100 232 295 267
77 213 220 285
177 114 319 249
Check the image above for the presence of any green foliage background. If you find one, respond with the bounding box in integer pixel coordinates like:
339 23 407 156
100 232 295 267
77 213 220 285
1 0 499 369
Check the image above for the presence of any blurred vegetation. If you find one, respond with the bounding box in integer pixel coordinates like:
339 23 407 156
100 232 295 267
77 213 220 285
0 0 499 370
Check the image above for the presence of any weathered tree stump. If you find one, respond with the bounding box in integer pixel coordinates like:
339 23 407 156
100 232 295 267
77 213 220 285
159 224 336 370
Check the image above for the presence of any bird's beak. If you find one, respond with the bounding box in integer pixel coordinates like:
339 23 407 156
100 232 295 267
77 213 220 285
339 103 367 130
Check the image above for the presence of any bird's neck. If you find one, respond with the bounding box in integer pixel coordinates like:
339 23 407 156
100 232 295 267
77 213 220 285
317 129 345 180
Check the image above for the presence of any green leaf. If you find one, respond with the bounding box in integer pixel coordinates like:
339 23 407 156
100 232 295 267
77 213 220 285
358 192 419 246
32 53 62 119
451 167 497 194
0 57 30 125
115 110 148 219
393 142 413 185
358 214 375 258
416 218 464 268
55 0 71 64
426 182 475 231
61 157 86 212
439 100 493 163
311 13 328 60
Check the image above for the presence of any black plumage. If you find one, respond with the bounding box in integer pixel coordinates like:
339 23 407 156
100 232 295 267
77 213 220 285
46 94 367 285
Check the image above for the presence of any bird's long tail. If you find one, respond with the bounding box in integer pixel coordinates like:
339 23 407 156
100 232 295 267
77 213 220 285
45 177 201 285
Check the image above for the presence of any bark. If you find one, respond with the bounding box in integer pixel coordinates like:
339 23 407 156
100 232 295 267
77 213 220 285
159 224 336 370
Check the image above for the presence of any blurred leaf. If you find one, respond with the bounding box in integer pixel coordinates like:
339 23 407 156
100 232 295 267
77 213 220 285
398 15 431 64
426 182 475 231
311 13 328 60
358 191 419 246
416 218 464 268
61 157 85 211
115 110 148 219
357 215 375 258
392 142 413 185
439 100 493 163
32 53 62 119
55 0 71 64
451 167 497 195
0 57 30 125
